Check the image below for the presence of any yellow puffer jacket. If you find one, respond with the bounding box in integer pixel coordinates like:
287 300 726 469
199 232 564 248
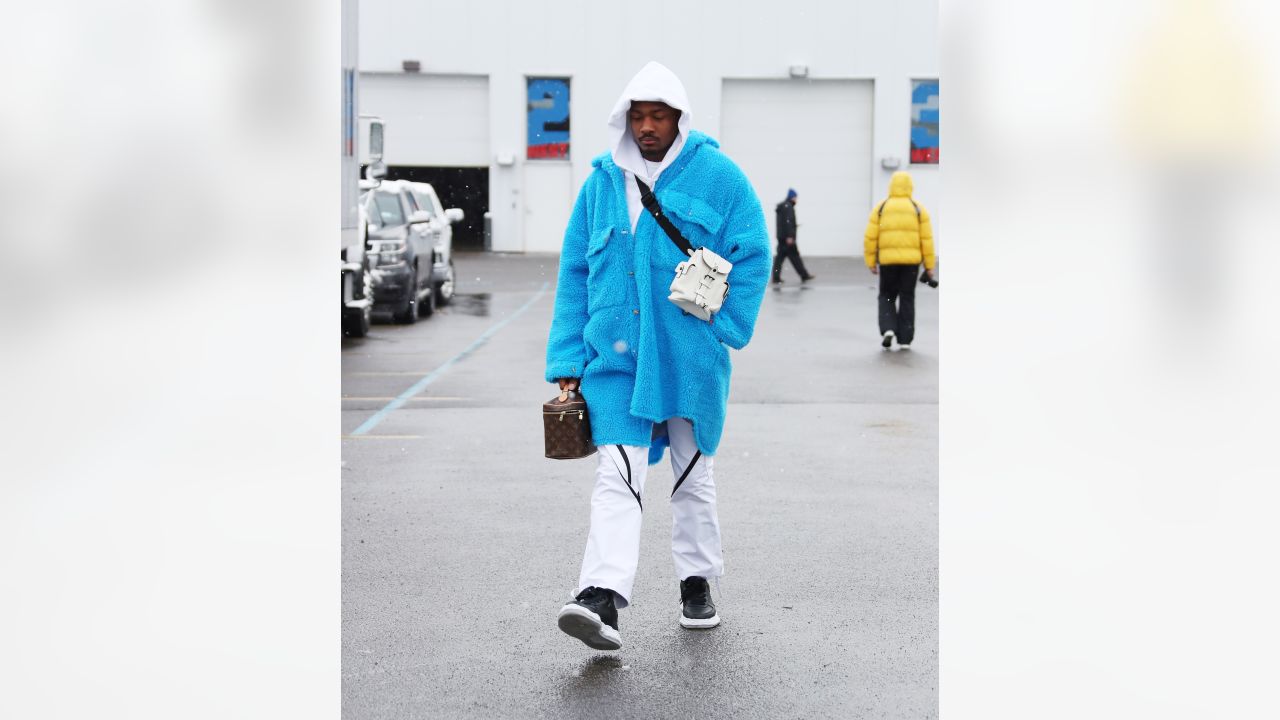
864 171 935 269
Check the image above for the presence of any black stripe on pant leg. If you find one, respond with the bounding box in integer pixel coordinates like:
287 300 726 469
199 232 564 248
605 448 641 511
671 451 703 497
616 444 642 511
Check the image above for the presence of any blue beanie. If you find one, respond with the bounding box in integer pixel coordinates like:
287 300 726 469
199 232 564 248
786 188 797 200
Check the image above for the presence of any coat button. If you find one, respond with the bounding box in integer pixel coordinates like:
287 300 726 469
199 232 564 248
633 309 640 315
627 271 634 276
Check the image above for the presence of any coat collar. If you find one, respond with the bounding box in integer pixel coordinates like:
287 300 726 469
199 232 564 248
593 130 719 189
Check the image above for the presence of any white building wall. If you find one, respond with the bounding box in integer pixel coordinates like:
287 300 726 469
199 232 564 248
360 0 939 256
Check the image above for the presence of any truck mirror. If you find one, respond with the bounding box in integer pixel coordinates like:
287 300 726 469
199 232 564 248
369 121 384 161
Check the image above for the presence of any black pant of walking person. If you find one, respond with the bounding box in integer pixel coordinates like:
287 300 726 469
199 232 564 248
771 241 813 283
877 264 918 348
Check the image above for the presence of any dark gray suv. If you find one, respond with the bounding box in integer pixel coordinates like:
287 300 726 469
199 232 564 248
362 180 440 323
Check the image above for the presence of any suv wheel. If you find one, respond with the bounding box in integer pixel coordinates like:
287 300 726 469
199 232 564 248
434 260 456 307
418 270 437 318
394 273 419 324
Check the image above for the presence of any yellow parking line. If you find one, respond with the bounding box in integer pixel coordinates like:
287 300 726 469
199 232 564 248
349 371 435 376
341 396 467 401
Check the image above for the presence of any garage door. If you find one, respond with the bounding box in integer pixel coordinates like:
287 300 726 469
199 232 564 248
720 79 873 257
359 73 489 167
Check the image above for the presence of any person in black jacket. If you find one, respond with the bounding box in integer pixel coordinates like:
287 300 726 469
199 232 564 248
772 188 814 284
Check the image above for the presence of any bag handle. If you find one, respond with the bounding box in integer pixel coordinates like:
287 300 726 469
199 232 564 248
635 177 695 257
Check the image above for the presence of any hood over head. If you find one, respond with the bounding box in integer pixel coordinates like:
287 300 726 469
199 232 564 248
889 171 914 197
607 61 693 180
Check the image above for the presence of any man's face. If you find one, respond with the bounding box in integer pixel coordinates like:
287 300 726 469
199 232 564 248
628 101 680 161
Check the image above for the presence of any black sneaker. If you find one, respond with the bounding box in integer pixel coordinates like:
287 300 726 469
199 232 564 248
558 587 622 650
679 576 721 629
881 330 895 349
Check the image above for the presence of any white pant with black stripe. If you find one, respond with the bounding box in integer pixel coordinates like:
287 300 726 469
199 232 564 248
577 417 723 608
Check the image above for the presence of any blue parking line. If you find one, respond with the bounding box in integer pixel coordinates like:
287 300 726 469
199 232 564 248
349 282 550 436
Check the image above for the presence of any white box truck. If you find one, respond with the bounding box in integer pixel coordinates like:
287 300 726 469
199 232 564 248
340 0 385 337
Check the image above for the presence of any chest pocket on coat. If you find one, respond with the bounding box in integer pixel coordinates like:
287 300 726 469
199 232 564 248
648 190 725 269
586 226 629 311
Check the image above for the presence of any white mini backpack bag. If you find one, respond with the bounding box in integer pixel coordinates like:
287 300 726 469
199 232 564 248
635 178 731 323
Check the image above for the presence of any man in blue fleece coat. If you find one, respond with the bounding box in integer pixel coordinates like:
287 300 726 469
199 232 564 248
548 62 770 651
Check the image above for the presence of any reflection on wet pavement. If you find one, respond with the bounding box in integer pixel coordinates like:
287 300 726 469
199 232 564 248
446 292 491 317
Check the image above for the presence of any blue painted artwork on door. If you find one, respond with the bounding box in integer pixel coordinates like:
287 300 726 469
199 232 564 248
528 78 570 160
911 80 939 164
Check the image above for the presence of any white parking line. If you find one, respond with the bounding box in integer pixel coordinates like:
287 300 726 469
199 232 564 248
348 282 549 436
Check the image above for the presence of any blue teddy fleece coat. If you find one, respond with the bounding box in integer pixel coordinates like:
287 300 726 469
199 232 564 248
545 130 770 464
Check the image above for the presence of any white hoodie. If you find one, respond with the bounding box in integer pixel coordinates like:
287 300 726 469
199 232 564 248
606 61 694 233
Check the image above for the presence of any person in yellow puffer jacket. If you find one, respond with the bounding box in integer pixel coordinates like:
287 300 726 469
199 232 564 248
864 171 935 350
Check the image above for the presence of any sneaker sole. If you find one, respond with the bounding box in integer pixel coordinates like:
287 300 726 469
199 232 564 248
679 613 721 629
557 604 622 650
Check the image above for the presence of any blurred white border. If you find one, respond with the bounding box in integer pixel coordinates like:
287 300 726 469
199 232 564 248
0 2 339 718
4 1 1278 717
942 0 1280 717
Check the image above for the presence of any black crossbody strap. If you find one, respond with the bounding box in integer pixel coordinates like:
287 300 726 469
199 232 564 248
878 199 921 221
635 177 695 257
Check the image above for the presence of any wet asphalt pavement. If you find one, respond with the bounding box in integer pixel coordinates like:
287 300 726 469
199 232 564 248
342 252 937 719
